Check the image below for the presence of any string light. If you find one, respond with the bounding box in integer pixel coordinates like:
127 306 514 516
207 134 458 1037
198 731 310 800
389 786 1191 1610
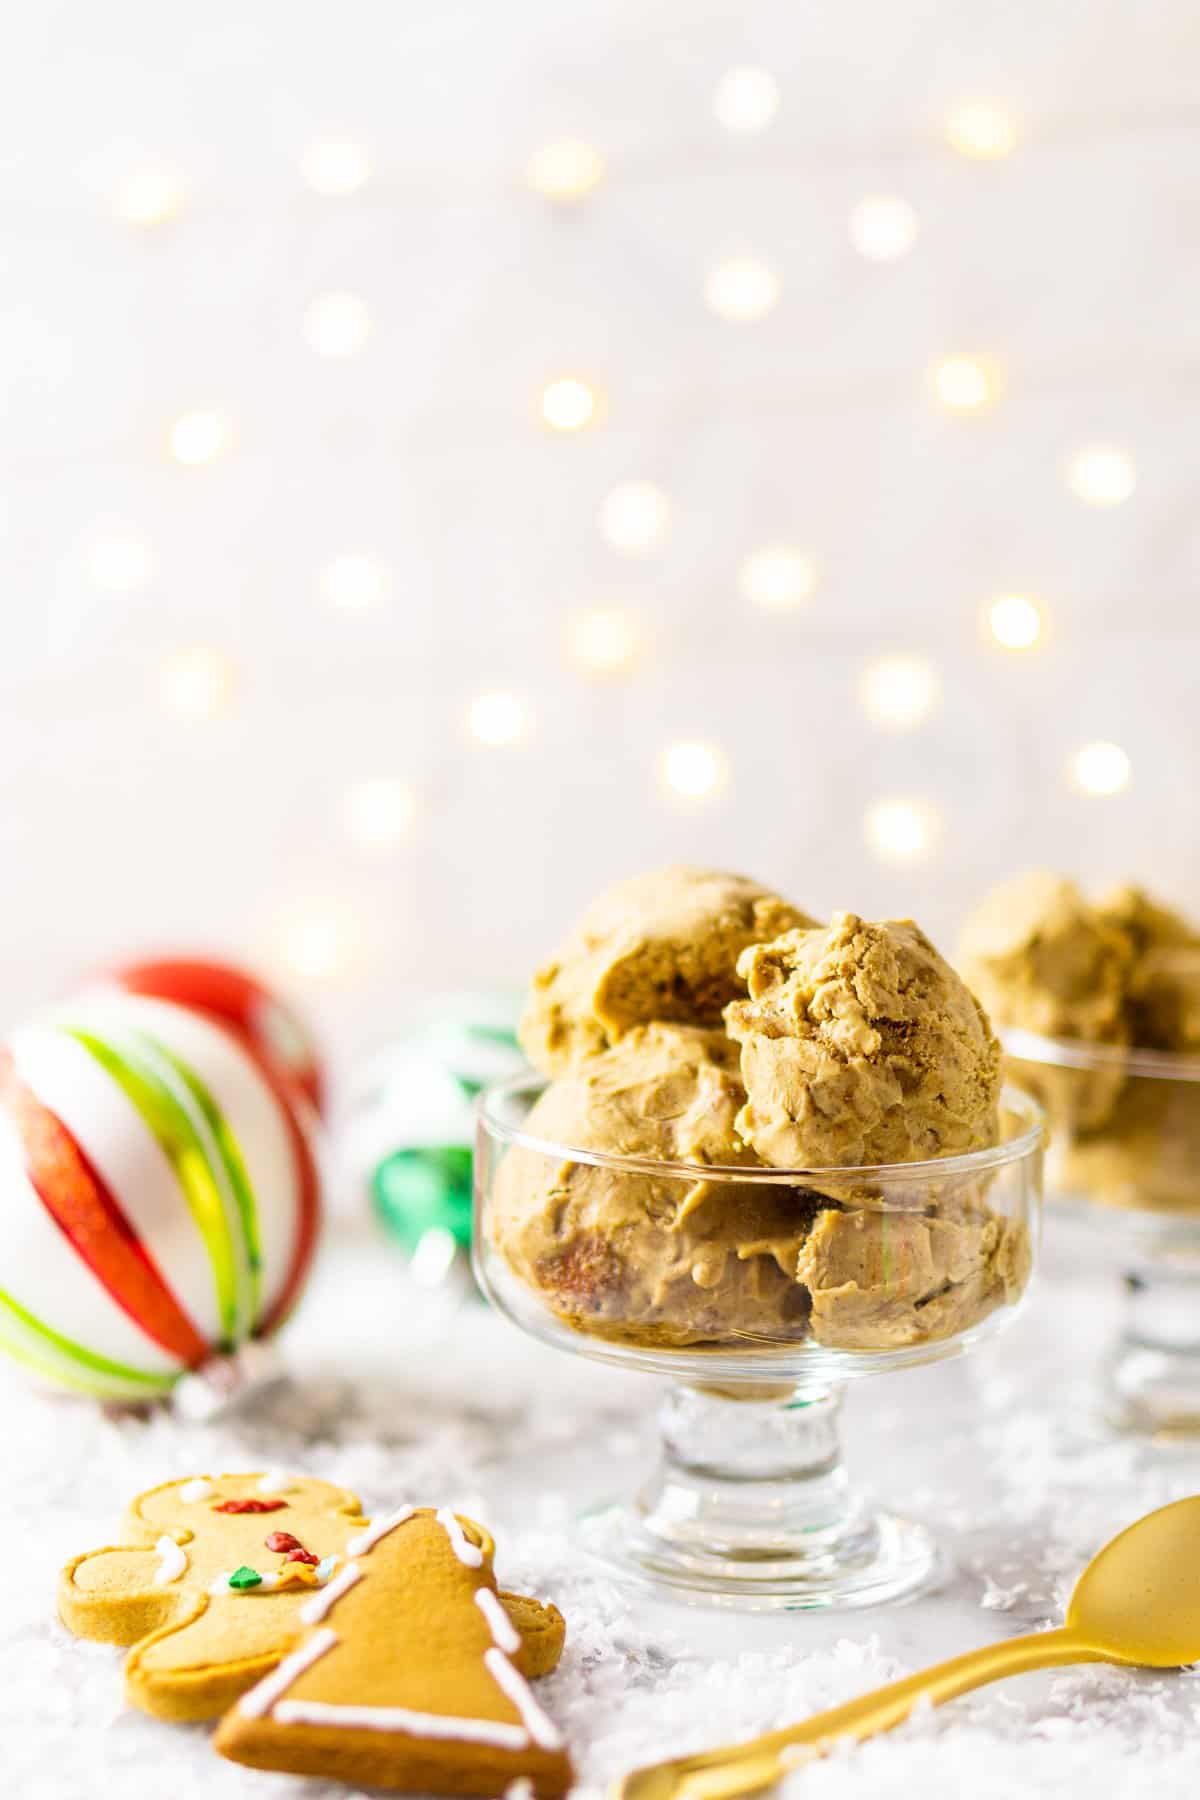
157 647 237 721
865 797 941 861
713 67 779 134
859 655 940 729
1066 445 1136 506
1070 741 1131 796
343 778 416 849
705 257 780 321
321 553 388 612
467 691 529 746
300 140 371 196
304 292 371 357
741 546 816 610
277 912 350 982
526 140 605 200
660 740 727 801
541 377 600 432
87 532 154 591
599 482 670 555
114 165 184 227
564 606 644 676
986 594 1046 652
946 102 1017 159
849 196 918 262
169 411 226 466
933 354 1000 413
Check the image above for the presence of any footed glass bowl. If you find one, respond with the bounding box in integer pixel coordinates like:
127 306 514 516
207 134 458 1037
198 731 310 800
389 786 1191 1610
1004 1028 1200 1436
474 1076 1043 1611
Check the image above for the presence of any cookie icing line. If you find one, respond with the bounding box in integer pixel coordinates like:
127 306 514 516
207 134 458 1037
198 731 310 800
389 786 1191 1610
299 1561 361 1624
153 1536 188 1586
484 1648 565 1751
475 1586 521 1654
270 1699 530 1749
256 1469 297 1495
346 1505 413 1557
178 1478 214 1503
239 1627 338 1718
436 1506 484 1568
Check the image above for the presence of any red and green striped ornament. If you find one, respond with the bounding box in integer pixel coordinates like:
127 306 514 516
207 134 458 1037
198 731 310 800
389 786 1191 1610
0 990 321 1401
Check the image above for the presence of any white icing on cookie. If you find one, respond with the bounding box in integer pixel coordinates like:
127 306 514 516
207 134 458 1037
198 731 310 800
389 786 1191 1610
436 1507 484 1568
271 1700 529 1748
153 1536 188 1586
239 1627 338 1718
178 1478 214 1503
346 1505 413 1557
256 1468 298 1495
484 1648 565 1750
299 1561 361 1625
475 1586 520 1654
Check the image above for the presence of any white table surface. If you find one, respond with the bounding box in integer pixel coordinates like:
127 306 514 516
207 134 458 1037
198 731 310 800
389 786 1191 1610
3 1218 1198 1800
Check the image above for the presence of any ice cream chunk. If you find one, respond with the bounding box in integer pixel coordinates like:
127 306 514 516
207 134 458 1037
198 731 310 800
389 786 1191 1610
725 914 1002 1169
796 1204 1029 1351
520 865 813 1076
490 1023 818 1347
957 872 1132 1043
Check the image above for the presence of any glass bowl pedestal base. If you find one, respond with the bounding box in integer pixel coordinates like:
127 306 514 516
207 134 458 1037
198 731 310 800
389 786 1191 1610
579 1380 938 1611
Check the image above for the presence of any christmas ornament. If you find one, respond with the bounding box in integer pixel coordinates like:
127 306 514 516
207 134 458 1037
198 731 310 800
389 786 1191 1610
342 1000 525 1282
99 956 324 1115
0 990 321 1401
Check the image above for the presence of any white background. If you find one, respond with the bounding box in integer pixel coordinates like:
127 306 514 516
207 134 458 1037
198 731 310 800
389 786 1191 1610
4 1 1199 1060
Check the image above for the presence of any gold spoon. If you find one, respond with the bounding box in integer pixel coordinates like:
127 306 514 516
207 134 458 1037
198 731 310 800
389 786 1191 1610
613 1495 1200 1800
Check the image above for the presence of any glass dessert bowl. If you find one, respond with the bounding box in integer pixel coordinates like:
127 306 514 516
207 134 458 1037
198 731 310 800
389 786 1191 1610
474 1075 1043 1611
1004 1028 1200 1436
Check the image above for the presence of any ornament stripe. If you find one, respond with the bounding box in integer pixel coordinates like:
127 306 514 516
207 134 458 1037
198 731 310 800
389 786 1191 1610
64 1028 245 1345
254 1068 320 1338
139 1030 263 1325
0 1053 208 1366
0 1286 177 1394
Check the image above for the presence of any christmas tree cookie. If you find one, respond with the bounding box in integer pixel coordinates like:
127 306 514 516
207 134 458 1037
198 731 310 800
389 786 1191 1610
59 1474 566 1725
215 1504 573 1795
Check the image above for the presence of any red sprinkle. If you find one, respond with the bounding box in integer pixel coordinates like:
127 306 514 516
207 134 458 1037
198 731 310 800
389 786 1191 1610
264 1531 303 1554
284 1548 320 1567
213 1499 288 1515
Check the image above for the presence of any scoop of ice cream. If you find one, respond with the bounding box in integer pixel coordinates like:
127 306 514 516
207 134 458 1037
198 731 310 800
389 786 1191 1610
957 872 1132 1043
796 1204 1029 1351
725 914 1002 1169
1095 884 1200 958
490 1023 818 1347
519 865 813 1076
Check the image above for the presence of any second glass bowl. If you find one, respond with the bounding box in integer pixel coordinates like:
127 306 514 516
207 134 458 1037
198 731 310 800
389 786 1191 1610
1005 1028 1200 1436
475 1076 1043 1610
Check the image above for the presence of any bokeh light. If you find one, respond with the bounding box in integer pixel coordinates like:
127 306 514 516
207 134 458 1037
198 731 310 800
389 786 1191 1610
599 482 670 555
564 606 644 676
304 292 371 357
1070 741 1132 796
946 102 1017 159
157 647 237 721
741 546 816 610
301 140 371 196
468 691 529 746
660 741 727 800
986 594 1046 652
541 377 600 431
713 67 780 134
344 778 416 849
526 140 605 200
321 554 388 612
859 655 940 729
865 797 941 860
705 257 780 321
849 196 918 261
169 411 226 465
1066 446 1136 506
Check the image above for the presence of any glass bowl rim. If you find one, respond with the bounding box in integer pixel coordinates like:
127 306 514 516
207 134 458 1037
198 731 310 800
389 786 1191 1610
1003 1026 1200 1083
477 1073 1043 1184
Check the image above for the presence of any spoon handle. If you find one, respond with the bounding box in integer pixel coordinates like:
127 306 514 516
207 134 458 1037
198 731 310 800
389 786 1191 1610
678 1627 1100 1800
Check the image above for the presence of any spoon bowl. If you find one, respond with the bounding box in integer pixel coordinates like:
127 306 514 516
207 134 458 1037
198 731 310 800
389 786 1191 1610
1065 1494 1200 1666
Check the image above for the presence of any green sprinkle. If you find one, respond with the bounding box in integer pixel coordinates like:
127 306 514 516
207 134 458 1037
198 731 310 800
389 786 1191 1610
229 1566 263 1590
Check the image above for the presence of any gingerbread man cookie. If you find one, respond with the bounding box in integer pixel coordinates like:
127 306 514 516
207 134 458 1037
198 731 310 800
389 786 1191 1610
216 1505 573 1795
59 1474 565 1725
